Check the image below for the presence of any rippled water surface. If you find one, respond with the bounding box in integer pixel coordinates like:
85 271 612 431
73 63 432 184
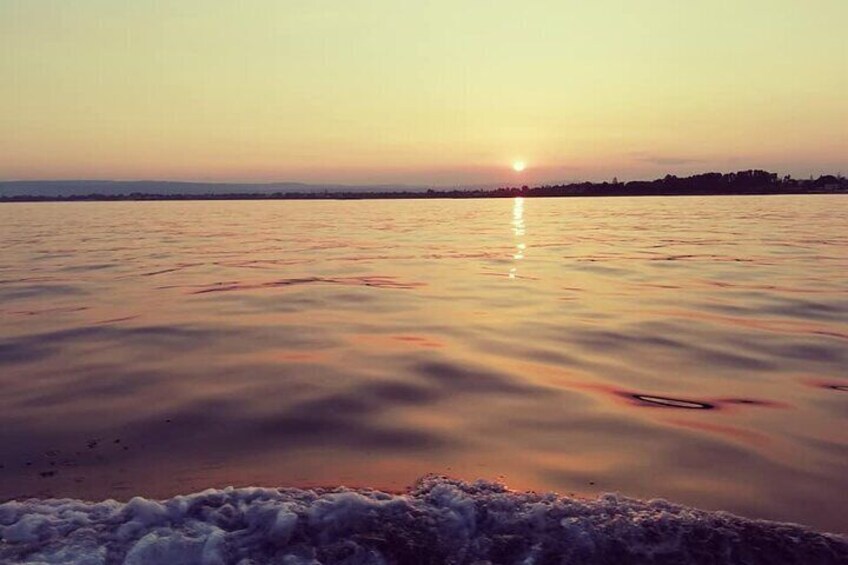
1 196 846 532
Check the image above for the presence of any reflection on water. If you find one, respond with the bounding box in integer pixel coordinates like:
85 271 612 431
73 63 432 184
0 196 846 532
510 196 526 279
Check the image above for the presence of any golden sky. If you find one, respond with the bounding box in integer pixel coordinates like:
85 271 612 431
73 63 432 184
1 1 846 185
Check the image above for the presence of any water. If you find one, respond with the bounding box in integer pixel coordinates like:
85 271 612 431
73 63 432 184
0 196 846 533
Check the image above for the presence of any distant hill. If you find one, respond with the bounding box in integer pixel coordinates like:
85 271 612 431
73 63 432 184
0 180 428 198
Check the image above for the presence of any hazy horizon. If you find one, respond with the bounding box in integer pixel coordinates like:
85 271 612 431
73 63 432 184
2 167 844 195
2 1 846 185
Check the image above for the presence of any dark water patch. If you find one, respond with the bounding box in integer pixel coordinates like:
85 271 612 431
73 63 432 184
94 315 140 324
12 370 160 409
569 326 764 366
216 258 312 269
5 306 89 317
0 276 56 284
0 323 338 368
412 360 543 395
190 276 426 294
254 408 450 452
763 296 848 322
571 329 685 351
718 398 788 409
778 343 848 363
137 263 204 277
570 327 777 372
156 279 241 291
209 291 338 315
361 380 443 405
684 347 776 372
191 278 319 294
59 263 117 272
700 279 844 295
41 376 458 471
0 341 47 365
0 284 86 302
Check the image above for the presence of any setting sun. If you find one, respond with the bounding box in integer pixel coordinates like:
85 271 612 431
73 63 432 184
512 161 526 172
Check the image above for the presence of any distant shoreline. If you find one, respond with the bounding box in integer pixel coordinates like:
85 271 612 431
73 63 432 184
1 170 845 202
2 189 846 203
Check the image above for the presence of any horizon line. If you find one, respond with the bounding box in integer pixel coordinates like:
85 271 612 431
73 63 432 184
1 168 843 189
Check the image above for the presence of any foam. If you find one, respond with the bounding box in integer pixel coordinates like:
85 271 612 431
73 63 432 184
1 477 845 564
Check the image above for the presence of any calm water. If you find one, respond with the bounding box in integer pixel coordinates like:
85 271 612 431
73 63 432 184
0 196 846 532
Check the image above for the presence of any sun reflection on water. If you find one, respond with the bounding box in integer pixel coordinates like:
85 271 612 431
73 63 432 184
510 197 525 279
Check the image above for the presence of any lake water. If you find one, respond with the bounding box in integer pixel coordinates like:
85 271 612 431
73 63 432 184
0 196 846 533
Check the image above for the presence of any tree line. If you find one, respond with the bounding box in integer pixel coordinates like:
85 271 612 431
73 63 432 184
2 170 845 202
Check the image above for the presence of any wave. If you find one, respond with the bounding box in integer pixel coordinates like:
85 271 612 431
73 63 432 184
1 477 845 564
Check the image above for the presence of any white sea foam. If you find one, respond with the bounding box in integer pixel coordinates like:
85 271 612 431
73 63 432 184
1 477 845 564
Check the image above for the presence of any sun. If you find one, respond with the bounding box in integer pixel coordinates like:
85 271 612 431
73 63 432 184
512 160 526 172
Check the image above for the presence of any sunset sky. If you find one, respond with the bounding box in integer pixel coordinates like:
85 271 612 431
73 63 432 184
1 1 846 186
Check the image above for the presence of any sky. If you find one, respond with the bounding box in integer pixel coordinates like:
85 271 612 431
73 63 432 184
1 1 846 186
